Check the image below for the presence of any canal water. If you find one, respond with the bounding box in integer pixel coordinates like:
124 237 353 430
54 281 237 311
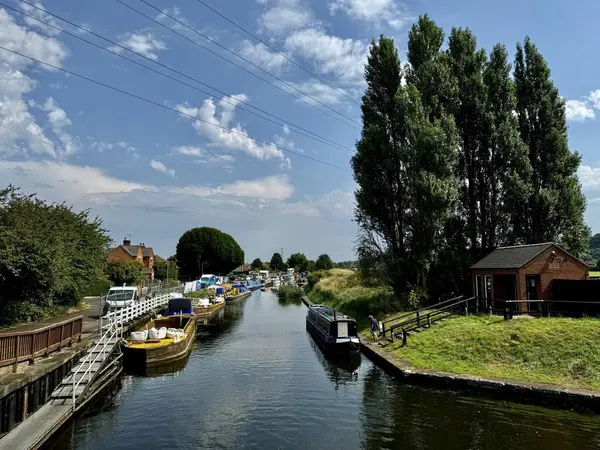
49 290 600 449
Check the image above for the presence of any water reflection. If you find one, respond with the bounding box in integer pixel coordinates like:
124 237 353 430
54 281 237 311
307 332 360 389
360 364 600 450
277 294 303 307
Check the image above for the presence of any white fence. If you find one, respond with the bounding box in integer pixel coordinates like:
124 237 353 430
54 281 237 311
101 285 184 331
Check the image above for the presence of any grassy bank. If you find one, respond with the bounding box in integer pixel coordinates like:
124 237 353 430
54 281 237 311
390 315 600 390
306 269 397 329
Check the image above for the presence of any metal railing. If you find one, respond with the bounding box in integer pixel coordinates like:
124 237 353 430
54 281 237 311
101 285 183 330
0 316 83 370
385 296 476 345
71 314 122 410
492 299 600 320
381 295 465 338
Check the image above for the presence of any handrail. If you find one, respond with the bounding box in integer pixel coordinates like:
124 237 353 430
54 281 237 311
382 295 465 325
0 315 83 369
387 296 476 344
71 313 121 409
0 315 83 337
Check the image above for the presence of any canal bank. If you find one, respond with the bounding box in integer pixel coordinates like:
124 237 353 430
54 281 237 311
45 290 600 449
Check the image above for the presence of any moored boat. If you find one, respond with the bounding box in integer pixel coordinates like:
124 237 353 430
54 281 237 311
225 285 251 303
193 296 226 318
122 298 197 368
306 305 360 354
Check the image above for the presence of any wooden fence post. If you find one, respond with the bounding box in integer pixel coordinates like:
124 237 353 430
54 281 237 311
29 332 36 364
475 297 479 315
13 335 20 373
58 324 64 351
45 330 50 357
504 306 509 321
381 323 386 339
416 311 420 327
402 330 407 346
427 315 431 328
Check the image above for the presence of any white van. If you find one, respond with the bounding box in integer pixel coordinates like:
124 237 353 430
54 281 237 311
259 270 269 280
104 286 139 313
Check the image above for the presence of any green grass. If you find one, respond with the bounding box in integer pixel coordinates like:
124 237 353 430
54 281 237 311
390 315 600 390
589 271 600 278
306 269 398 329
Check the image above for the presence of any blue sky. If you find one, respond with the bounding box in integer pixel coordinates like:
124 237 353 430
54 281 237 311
1 0 599 262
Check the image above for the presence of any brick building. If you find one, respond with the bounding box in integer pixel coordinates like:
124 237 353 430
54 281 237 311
107 237 156 280
470 242 589 312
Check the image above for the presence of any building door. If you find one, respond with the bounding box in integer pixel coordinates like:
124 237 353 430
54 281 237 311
526 275 540 312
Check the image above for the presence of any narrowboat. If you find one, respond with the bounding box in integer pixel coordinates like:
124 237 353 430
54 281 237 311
248 279 262 291
306 305 360 354
225 284 252 303
121 298 197 368
193 296 226 318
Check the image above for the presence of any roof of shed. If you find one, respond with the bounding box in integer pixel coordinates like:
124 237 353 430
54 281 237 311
470 243 554 270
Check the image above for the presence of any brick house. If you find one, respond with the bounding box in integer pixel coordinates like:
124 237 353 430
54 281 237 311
107 237 156 280
470 242 588 312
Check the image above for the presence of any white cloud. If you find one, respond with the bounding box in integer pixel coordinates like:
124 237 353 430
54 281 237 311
239 40 288 73
329 0 410 29
150 159 176 177
0 9 68 157
282 124 290 135
38 97 79 156
108 32 166 60
578 165 600 189
0 160 358 260
260 0 317 36
173 145 235 167
19 1 61 36
284 28 368 85
589 90 600 110
565 99 595 122
175 95 286 161
284 79 348 106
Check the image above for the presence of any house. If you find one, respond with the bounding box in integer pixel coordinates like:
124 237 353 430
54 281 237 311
231 264 252 275
470 242 589 313
107 237 156 280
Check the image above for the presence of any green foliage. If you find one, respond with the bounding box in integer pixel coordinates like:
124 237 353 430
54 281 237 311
315 254 333 270
187 289 211 299
0 186 110 325
353 34 458 305
104 259 143 286
175 227 244 279
154 261 179 281
391 315 600 390
269 252 285 271
307 271 324 289
513 37 589 253
287 252 309 272
277 285 303 305
306 269 398 329
81 278 113 297
251 258 262 270
333 261 358 269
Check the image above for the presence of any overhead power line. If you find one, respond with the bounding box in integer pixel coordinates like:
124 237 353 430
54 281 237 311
8 1 355 154
0 45 351 172
116 0 361 129
193 0 361 107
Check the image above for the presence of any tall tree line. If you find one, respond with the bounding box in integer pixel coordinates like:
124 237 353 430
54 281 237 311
353 16 589 304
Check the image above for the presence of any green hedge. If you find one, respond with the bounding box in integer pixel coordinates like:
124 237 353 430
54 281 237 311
82 278 113 297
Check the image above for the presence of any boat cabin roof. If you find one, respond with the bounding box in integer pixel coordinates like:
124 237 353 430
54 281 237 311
311 305 355 322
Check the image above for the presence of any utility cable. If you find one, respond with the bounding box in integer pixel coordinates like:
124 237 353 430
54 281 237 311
0 45 351 172
8 1 355 154
193 0 361 106
117 0 361 129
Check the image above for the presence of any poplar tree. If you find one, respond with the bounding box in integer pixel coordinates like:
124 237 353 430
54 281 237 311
352 36 458 301
514 37 589 253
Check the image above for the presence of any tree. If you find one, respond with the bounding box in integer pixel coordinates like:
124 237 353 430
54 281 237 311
287 253 309 272
0 186 110 324
104 260 143 286
154 261 179 281
251 258 263 270
175 227 244 279
269 252 285 271
315 254 333 270
513 37 589 253
352 35 458 302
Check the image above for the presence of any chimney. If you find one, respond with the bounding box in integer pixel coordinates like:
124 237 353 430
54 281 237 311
123 237 131 246
140 242 145 248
